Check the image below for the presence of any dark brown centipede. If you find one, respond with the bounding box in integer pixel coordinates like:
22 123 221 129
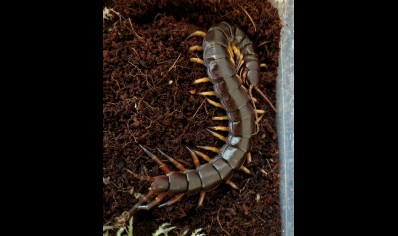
117 22 273 224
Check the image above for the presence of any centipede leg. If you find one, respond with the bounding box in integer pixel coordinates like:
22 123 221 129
239 165 251 174
197 91 216 96
255 109 266 114
158 193 185 208
206 98 223 109
137 192 168 211
246 152 252 164
225 179 239 190
157 149 187 171
196 145 220 153
186 146 201 168
190 58 204 65
139 145 171 174
212 116 228 120
197 191 206 208
208 126 229 132
189 45 203 51
206 128 227 142
186 147 207 208
192 77 210 85
186 30 206 39
193 150 211 162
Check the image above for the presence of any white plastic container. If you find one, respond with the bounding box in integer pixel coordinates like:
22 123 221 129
269 0 294 235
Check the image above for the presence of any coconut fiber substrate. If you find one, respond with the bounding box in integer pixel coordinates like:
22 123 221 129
103 0 282 235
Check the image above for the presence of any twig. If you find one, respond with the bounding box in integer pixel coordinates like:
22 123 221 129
240 179 251 193
258 41 270 47
254 212 267 224
217 207 231 236
239 5 256 32
269 162 280 174
131 47 139 58
167 53 182 73
192 99 206 118
127 18 143 39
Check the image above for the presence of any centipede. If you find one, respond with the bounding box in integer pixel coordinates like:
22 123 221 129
117 21 274 224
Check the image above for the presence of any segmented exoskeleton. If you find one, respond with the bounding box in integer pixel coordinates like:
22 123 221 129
118 22 274 223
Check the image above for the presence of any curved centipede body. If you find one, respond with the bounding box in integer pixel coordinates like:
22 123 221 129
118 22 271 223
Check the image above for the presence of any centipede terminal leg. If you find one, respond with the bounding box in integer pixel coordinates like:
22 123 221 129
137 192 168 210
158 193 185 208
127 189 155 217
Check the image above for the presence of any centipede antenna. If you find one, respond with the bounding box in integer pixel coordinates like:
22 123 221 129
139 144 171 174
254 86 277 112
242 85 258 103
196 145 220 153
238 5 257 32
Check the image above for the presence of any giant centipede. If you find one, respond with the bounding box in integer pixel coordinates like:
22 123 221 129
117 22 274 223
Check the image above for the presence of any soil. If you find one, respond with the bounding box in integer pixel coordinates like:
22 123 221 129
103 0 282 235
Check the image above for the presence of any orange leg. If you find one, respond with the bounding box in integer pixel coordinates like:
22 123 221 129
139 145 171 174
